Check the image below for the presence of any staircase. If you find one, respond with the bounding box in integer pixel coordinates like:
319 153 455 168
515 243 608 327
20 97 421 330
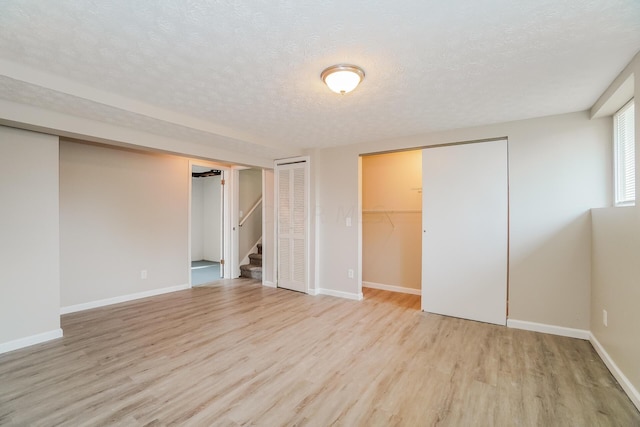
240 243 262 280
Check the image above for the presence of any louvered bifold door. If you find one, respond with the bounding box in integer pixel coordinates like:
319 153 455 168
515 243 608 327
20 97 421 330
277 162 307 293
278 168 291 286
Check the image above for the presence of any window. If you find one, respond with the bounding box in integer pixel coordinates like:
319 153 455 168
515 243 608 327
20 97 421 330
614 100 635 206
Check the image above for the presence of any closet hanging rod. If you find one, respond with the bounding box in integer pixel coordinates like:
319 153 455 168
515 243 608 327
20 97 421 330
362 209 421 213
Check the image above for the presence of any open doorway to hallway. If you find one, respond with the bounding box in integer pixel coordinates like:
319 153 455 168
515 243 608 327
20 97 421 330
191 165 225 286
188 163 270 286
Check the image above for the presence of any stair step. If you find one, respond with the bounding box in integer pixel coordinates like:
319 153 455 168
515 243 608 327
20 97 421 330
257 243 262 255
248 253 262 267
240 264 262 280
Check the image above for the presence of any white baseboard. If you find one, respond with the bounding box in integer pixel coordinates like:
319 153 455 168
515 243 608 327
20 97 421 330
60 284 190 314
317 288 363 301
507 319 590 340
362 281 421 296
263 280 276 288
590 333 640 411
0 328 63 355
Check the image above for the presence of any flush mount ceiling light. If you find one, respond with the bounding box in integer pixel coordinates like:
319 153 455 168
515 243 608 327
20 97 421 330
321 64 365 94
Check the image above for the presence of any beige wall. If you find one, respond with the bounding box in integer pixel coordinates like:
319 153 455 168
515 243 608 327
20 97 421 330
590 52 640 400
239 169 262 214
362 150 422 290
0 127 60 346
317 148 360 295
60 141 189 307
591 208 640 393
317 111 611 330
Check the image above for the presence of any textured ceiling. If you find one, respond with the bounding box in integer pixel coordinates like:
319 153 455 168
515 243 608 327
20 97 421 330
1 0 639 158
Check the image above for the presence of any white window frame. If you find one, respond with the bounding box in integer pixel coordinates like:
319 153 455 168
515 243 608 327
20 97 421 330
614 99 635 207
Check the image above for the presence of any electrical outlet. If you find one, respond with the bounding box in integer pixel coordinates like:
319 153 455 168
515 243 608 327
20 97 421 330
141 270 148 280
603 309 608 327
348 269 354 279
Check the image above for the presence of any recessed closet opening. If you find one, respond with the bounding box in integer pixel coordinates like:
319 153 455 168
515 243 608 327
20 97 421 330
361 150 423 307
360 138 509 324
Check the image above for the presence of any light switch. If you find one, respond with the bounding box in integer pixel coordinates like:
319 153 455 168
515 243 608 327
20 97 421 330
346 217 352 227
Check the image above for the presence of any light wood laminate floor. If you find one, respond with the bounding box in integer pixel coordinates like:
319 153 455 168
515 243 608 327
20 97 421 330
1 279 638 426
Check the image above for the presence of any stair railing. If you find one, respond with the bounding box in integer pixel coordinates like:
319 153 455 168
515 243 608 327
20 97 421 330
239 197 262 228
238 196 263 270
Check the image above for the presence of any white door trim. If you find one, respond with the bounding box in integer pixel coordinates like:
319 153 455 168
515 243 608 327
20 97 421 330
188 160 232 284
262 168 276 287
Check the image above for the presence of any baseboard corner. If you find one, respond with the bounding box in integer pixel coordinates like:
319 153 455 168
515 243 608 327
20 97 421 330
362 281 421 296
506 319 590 340
590 333 640 411
0 328 63 355
317 288 363 301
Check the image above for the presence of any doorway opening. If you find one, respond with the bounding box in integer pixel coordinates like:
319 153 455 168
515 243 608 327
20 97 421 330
190 164 225 286
361 150 423 306
237 168 264 281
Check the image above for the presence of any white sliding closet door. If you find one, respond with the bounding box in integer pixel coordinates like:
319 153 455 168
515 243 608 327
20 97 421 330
276 161 308 293
421 139 508 325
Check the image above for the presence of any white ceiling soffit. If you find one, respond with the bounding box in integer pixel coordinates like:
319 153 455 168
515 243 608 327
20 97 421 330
0 0 639 155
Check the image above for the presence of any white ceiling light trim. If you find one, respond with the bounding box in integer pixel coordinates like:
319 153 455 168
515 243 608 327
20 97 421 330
321 64 365 94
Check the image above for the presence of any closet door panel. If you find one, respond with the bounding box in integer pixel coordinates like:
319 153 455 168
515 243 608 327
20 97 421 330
276 162 307 293
421 140 508 325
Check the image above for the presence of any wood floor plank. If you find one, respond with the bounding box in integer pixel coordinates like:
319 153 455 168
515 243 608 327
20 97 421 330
0 279 638 426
